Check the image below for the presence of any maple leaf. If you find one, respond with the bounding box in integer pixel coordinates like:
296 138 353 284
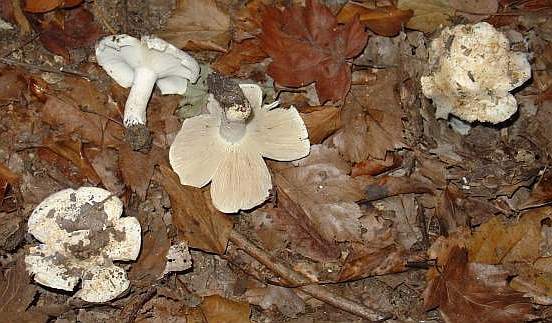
424 246 535 323
260 0 368 103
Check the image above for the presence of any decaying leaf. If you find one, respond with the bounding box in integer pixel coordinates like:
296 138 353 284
260 0 368 103
160 0 231 52
23 0 83 13
362 175 434 202
41 95 123 147
338 242 406 282
119 142 158 200
158 164 233 254
29 6 102 59
212 38 268 75
198 295 251 323
397 0 454 33
337 3 413 37
273 145 366 243
330 69 405 162
424 246 534 323
129 213 171 287
0 258 47 322
299 106 341 144
232 0 267 42
40 137 102 185
449 0 498 14
245 285 305 318
0 67 27 105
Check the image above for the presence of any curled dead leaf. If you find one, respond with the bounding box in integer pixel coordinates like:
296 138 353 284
337 3 413 37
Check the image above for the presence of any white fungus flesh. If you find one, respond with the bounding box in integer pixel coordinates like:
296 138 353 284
95 34 200 127
421 22 531 124
169 84 310 213
25 187 141 303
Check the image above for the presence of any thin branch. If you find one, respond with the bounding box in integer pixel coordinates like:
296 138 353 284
228 230 392 322
0 58 95 80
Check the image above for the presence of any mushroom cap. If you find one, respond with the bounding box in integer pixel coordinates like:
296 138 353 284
169 83 310 213
25 187 141 302
95 34 200 95
421 22 531 124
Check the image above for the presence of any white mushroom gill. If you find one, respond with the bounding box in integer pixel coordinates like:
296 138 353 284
95 34 200 127
169 84 311 213
421 22 531 124
25 187 141 303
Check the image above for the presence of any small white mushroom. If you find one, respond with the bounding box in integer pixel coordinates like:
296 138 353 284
169 84 310 213
25 187 141 303
421 22 531 124
95 34 200 127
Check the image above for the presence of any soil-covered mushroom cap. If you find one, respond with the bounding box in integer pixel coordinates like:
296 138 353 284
421 22 531 124
169 84 310 213
96 34 200 127
25 187 141 303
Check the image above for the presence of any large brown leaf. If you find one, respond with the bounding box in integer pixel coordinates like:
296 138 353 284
424 246 534 323
331 68 405 161
260 0 368 103
158 164 233 254
212 38 268 76
299 106 341 144
118 142 158 200
23 0 82 13
159 0 231 52
337 3 413 36
29 6 102 59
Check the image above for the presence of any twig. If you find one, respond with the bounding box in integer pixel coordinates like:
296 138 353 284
0 58 95 80
228 230 392 322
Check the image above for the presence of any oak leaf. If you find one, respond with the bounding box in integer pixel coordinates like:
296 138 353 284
260 0 368 103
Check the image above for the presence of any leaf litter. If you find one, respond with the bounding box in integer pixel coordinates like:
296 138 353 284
1 0 552 322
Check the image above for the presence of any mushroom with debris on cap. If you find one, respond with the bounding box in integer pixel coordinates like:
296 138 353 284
421 22 531 124
95 34 200 127
25 187 141 303
169 83 310 213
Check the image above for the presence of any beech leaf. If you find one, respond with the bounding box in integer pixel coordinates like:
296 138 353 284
260 0 368 103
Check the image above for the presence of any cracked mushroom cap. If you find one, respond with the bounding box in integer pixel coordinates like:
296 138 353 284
25 187 141 303
169 84 310 213
96 34 200 95
421 22 531 124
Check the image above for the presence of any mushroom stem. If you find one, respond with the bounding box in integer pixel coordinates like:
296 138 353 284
124 67 157 127
219 118 247 143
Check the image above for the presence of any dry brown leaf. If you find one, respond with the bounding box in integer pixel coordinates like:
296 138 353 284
424 246 534 323
331 69 405 162
129 214 170 287
212 38 268 76
449 0 498 14
351 153 402 177
337 3 413 36
159 0 231 52
40 137 102 185
273 145 366 243
29 6 102 59
397 0 454 33
118 142 158 200
232 0 268 42
520 169 552 209
0 258 47 322
23 0 82 13
361 175 434 202
158 164 233 254
260 0 368 103
338 242 406 281
0 67 27 105
199 295 251 323
469 210 549 264
299 106 341 144
244 285 305 318
41 95 123 147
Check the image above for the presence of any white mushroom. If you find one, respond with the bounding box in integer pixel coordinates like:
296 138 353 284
421 22 531 124
95 34 200 127
169 84 310 213
25 187 141 303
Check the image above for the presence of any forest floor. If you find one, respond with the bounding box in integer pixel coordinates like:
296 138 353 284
1 0 552 322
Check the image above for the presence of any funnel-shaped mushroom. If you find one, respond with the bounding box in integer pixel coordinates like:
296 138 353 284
96 34 200 127
169 84 310 213
25 187 141 303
